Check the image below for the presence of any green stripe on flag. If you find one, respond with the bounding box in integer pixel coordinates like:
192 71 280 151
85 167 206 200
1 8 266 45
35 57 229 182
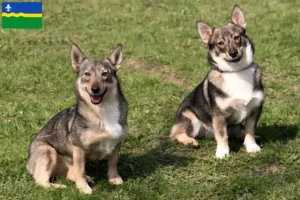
2 17 42 29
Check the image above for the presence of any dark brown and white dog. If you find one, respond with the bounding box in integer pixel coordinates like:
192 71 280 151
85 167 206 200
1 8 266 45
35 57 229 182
170 5 264 158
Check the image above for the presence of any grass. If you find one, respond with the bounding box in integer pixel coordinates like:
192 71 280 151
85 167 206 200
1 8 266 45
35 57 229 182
0 0 300 199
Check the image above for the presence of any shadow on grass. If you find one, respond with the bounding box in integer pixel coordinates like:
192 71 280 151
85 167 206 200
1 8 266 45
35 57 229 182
86 140 195 183
222 123 299 153
257 123 298 144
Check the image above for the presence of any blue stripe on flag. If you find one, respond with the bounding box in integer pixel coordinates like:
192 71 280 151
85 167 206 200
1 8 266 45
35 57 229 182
2 2 42 14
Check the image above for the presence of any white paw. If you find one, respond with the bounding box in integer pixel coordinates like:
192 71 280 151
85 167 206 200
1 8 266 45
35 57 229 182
216 145 230 158
78 185 93 194
109 175 123 185
245 143 261 153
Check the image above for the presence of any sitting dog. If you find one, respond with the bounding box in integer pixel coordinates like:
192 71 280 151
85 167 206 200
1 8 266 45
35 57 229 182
27 43 128 194
170 5 264 158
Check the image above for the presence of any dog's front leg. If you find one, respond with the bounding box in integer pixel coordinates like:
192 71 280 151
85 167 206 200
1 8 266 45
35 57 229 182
107 143 123 185
213 115 229 158
244 106 262 153
73 146 93 194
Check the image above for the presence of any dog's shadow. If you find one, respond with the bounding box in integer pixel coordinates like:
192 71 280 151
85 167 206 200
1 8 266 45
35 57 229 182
229 123 299 152
86 124 298 182
86 140 195 183
257 123 298 144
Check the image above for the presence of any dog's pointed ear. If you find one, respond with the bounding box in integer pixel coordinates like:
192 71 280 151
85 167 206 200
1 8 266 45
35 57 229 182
231 5 246 28
108 44 122 71
196 21 214 43
71 43 86 72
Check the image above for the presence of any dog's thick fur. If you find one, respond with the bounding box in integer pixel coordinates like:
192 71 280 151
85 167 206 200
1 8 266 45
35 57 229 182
27 43 128 194
170 5 264 158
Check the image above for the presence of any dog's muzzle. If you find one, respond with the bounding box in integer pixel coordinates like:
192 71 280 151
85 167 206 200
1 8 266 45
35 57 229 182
86 87 107 104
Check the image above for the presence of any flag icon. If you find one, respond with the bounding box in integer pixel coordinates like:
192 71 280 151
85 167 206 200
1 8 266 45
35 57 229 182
2 2 42 29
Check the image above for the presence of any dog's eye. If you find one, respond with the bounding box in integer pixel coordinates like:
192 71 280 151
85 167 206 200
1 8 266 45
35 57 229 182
102 71 109 77
84 72 91 76
217 41 224 46
234 35 240 41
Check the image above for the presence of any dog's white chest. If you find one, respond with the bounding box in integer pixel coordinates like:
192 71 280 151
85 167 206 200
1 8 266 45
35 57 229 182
97 103 124 154
101 103 123 138
222 68 254 104
85 103 126 160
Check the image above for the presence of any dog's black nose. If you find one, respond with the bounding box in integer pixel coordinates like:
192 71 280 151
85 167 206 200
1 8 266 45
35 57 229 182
229 49 238 58
91 86 100 94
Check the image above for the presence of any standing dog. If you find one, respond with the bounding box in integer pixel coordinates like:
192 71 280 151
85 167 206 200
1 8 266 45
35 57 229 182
170 5 264 158
27 43 128 194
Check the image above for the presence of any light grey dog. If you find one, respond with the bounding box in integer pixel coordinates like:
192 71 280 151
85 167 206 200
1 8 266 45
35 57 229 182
27 43 128 194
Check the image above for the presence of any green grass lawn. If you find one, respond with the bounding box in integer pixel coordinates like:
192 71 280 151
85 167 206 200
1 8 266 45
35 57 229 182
1 0 300 199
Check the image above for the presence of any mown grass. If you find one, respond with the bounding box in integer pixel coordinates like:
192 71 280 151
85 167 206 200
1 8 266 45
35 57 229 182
0 0 300 199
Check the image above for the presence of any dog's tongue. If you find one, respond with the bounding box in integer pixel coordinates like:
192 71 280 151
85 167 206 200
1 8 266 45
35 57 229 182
91 95 102 104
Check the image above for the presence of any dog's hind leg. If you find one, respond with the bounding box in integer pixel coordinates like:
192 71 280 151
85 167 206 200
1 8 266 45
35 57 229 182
170 110 203 147
28 142 66 189
170 123 199 147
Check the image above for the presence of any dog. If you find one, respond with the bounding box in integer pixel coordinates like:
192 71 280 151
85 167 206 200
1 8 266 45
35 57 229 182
27 43 128 194
170 5 264 158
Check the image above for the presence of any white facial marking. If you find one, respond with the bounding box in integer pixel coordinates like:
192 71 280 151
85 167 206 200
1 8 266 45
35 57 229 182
211 41 253 72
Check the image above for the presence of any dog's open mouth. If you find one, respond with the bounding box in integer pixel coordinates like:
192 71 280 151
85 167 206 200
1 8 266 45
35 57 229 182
88 88 107 104
91 95 102 104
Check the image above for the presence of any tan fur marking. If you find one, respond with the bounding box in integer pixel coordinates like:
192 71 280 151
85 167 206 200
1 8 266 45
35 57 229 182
208 70 224 89
182 110 197 121
212 115 227 141
170 123 185 138
182 110 202 138
177 133 199 146
170 124 199 147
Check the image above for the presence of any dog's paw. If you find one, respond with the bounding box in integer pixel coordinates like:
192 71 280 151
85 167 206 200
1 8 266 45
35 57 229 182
78 185 93 194
109 175 123 185
216 145 230 158
182 137 199 147
245 143 261 153
50 183 67 189
109 176 123 185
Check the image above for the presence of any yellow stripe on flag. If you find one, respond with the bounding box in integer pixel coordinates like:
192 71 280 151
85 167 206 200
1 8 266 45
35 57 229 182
2 12 42 18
